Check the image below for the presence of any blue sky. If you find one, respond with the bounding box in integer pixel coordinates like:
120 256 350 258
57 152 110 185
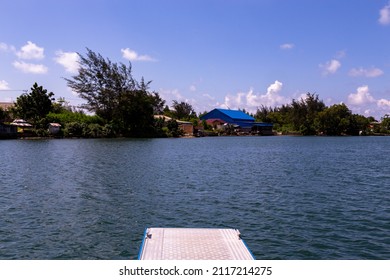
1 0 390 119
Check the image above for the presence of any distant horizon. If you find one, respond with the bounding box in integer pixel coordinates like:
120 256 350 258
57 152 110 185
1 0 390 120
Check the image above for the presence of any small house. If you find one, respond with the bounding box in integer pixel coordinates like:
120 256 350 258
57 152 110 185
48 123 61 134
200 108 273 134
10 119 33 131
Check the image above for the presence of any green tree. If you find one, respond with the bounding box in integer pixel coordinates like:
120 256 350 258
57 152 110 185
346 114 370 135
65 49 135 120
380 115 390 134
115 89 157 137
171 100 196 120
12 83 54 127
65 49 164 137
316 103 352 135
0 107 11 122
166 119 182 137
254 105 274 123
289 93 325 135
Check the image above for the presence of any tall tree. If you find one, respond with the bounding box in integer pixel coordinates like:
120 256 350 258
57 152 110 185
254 105 273 123
0 107 10 122
316 103 352 135
65 49 164 136
65 49 137 120
12 83 54 126
289 93 325 135
171 100 196 120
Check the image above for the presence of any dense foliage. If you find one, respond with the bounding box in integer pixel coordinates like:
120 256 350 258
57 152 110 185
170 100 197 121
3 49 390 138
0 107 10 122
65 49 164 137
254 93 376 136
12 83 54 128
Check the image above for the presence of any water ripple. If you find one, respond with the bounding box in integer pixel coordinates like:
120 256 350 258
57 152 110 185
1 137 389 259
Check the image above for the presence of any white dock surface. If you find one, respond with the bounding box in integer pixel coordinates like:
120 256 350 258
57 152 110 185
138 228 254 260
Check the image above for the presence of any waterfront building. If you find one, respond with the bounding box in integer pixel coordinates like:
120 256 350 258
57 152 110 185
200 108 273 135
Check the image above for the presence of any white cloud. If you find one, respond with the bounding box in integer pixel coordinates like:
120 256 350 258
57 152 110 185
377 98 390 108
346 85 390 118
280 43 294 50
66 86 79 97
13 61 48 74
121 48 155 61
0 42 15 53
379 2 390 25
223 80 287 112
189 84 197 92
320 59 341 75
348 85 375 105
224 92 246 109
349 67 384 77
202 93 215 101
16 41 44 60
54 50 80 73
159 88 184 104
0 80 10 90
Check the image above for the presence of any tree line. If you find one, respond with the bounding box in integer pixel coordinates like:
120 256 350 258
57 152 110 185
253 93 389 136
1 48 389 137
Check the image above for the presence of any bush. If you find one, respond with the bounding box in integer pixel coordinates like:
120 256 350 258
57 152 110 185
47 111 104 126
63 122 84 137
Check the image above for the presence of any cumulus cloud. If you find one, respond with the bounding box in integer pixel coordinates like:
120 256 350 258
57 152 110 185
346 85 390 118
379 2 390 25
349 67 384 77
54 50 80 73
223 80 287 112
0 80 10 90
348 85 375 105
377 98 390 108
280 43 294 50
16 41 44 60
13 61 48 74
320 59 341 75
121 48 155 61
159 88 184 104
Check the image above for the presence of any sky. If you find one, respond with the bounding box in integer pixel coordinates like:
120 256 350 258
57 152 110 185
1 0 390 119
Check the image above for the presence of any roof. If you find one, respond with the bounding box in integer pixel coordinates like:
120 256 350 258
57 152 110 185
217 109 255 121
10 119 32 127
200 109 255 124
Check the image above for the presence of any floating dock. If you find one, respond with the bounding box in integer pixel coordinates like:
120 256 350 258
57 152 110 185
138 228 255 260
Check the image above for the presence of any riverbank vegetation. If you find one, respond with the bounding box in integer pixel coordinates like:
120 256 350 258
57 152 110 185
1 49 390 138
253 93 389 136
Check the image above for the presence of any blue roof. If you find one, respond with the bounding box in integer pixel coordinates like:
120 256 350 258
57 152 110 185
217 109 255 121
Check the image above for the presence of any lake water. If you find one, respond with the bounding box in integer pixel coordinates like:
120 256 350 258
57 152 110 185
1 136 389 259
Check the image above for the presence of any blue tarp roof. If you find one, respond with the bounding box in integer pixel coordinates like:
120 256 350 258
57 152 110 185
215 109 255 121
